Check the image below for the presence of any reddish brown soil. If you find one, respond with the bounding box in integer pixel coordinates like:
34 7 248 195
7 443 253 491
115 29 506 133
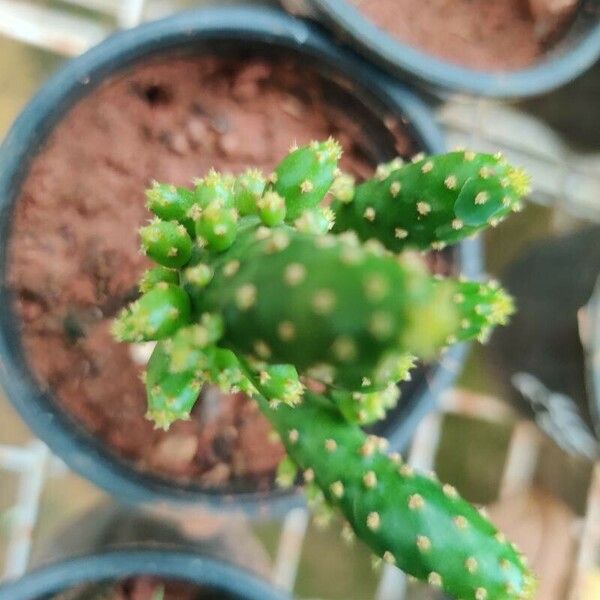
8 56 412 489
353 0 578 71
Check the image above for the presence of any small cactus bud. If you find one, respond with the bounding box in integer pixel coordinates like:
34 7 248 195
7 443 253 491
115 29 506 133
329 172 355 204
168 314 224 373
145 182 197 235
450 279 515 344
194 169 234 209
138 266 179 293
234 168 266 216
112 284 191 342
258 364 303 406
195 202 238 252
145 342 201 430
273 138 341 221
257 190 286 227
332 383 401 424
276 455 298 488
140 219 193 268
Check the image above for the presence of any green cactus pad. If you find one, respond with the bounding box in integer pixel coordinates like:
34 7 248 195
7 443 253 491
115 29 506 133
273 139 342 221
140 219 193 268
112 283 191 342
255 387 535 600
190 222 459 391
145 182 197 235
138 266 179 293
332 152 529 252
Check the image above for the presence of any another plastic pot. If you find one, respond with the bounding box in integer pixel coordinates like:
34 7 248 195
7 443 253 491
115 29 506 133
0 6 481 516
288 0 600 98
0 549 289 600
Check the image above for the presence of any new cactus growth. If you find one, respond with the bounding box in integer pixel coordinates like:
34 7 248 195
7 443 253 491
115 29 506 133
113 139 533 599
273 138 342 220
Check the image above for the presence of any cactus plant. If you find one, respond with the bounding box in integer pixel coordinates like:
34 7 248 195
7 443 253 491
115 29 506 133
113 139 534 599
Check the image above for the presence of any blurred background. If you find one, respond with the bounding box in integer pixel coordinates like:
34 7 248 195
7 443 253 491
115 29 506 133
0 1 599 599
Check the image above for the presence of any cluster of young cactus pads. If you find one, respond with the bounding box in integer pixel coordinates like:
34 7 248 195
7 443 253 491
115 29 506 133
113 138 535 600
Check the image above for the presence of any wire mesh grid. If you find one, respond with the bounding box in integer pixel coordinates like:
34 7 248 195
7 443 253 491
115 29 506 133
0 1 599 598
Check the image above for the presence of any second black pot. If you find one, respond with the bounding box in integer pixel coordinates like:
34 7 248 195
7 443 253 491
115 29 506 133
0 549 288 600
292 0 600 97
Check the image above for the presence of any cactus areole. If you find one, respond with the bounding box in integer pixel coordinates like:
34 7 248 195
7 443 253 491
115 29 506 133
114 139 535 599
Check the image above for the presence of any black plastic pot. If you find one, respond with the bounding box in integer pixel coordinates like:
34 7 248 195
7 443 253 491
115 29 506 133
0 6 481 515
0 549 289 600
291 0 600 98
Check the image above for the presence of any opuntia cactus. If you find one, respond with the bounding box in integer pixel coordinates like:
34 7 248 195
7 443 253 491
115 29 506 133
113 139 534 599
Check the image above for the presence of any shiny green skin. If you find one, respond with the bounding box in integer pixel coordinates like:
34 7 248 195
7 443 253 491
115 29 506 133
113 284 191 342
332 152 528 252
274 140 341 221
140 220 193 268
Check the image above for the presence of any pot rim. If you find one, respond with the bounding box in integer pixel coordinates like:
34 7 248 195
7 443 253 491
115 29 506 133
0 5 480 515
0 548 290 600
305 0 600 98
